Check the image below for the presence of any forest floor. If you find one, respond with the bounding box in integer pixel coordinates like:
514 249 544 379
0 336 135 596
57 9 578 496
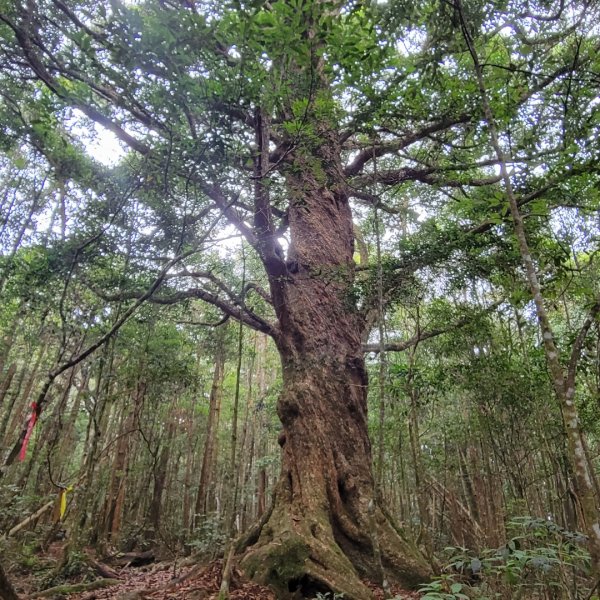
63 559 274 600
64 560 420 600
18 552 421 600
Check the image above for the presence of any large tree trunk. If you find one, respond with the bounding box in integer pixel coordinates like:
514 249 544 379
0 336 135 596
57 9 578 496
234 3 430 592
243 353 429 598
0 560 19 600
241 123 430 598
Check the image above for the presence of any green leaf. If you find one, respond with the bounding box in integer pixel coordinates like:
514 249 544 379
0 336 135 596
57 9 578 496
450 582 462 594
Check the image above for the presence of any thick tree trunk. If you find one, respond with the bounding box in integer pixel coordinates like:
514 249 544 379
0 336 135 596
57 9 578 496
243 348 429 598
241 131 430 597
0 560 19 600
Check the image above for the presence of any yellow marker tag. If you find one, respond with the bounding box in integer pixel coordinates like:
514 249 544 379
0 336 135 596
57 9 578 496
59 489 67 519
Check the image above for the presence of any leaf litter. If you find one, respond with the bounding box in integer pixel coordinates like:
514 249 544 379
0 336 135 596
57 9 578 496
63 559 420 600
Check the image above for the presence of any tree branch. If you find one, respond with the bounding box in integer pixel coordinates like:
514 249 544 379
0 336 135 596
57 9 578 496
566 299 600 390
363 302 502 354
343 115 469 177
351 166 502 188
97 286 276 337
252 108 286 278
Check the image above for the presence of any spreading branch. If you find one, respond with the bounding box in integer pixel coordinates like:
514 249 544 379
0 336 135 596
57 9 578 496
363 302 502 354
96 286 276 337
351 165 502 188
343 115 470 177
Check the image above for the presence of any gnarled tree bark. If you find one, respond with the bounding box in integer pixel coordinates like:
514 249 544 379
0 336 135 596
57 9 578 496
0 560 19 600
241 110 430 597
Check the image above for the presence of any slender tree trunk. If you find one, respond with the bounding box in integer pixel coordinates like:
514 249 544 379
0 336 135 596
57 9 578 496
103 396 135 540
374 205 387 497
0 363 16 409
56 368 89 483
457 2 600 571
74 344 116 544
0 366 25 448
194 329 225 526
26 378 70 493
219 282 246 600
148 418 176 534
255 334 270 519
405 344 434 559
1 345 46 449
256 465 267 520
182 401 198 534
238 377 255 531
458 448 479 523
408 387 430 542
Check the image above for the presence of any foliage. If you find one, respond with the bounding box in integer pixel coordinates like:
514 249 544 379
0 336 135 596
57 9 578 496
418 575 470 600
38 549 93 590
187 516 227 559
420 518 593 599
0 0 598 595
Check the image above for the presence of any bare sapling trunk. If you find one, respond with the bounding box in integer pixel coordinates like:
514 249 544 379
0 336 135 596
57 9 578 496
103 402 133 540
194 329 225 526
148 418 176 534
0 363 16 409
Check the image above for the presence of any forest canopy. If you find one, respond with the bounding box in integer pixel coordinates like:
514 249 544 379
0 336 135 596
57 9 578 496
0 0 599 599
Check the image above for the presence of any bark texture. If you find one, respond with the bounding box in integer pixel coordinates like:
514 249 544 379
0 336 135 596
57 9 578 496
241 119 430 597
0 560 19 600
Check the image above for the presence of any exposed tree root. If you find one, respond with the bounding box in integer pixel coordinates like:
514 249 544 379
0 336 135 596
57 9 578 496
234 308 432 598
30 578 120 598
242 514 373 599
240 499 429 600
332 505 431 590
235 498 275 554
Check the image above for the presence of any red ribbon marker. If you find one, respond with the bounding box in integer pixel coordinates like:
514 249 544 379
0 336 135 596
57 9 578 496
19 402 38 461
